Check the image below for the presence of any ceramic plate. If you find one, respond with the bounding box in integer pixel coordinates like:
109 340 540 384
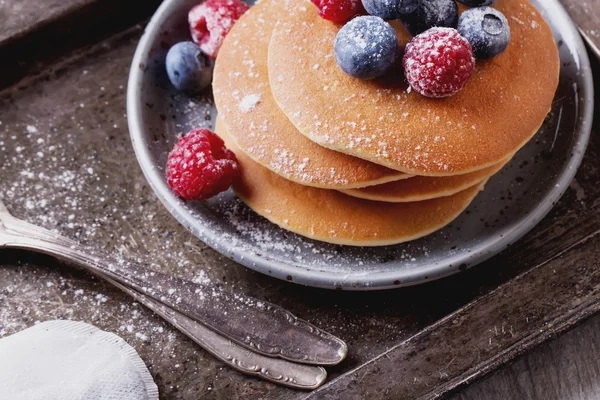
127 0 594 290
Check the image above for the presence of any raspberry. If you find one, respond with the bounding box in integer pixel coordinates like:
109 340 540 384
310 0 366 23
403 28 475 98
166 129 239 200
188 0 249 59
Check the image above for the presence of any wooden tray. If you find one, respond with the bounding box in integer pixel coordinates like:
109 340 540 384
0 1 597 399
562 0 600 58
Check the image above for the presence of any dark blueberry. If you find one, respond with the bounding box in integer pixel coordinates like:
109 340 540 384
334 16 399 80
456 0 496 6
166 41 214 94
361 0 418 20
458 7 510 59
399 0 458 36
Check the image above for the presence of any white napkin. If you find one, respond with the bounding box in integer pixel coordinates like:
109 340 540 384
0 320 159 400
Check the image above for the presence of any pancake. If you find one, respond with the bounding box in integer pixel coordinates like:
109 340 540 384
217 115 505 201
213 0 409 190
342 156 510 202
268 0 559 176
215 120 484 246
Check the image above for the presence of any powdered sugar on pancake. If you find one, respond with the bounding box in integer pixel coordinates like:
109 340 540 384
212 0 407 188
238 94 261 113
267 0 559 175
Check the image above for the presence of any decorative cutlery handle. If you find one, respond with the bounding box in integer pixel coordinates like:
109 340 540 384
1 215 347 366
100 273 327 390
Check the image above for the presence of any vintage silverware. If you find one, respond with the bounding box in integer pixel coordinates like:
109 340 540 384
101 274 327 389
0 200 346 387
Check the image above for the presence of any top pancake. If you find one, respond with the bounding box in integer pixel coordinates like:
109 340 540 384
213 0 408 189
268 0 560 176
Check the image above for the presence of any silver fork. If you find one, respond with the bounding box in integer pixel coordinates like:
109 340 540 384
0 199 346 389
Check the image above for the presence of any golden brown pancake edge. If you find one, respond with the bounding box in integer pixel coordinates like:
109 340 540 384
216 120 485 247
341 156 511 202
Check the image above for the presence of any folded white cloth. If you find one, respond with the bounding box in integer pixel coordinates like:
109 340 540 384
0 320 159 400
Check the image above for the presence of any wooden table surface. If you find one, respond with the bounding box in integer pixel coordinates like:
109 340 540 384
0 1 598 399
454 313 600 400
561 0 600 57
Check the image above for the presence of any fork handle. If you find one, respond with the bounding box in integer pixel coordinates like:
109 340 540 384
1 217 347 366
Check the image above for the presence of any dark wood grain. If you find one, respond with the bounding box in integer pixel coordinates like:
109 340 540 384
0 0 95 45
0 1 598 399
453 313 600 400
0 0 162 89
304 230 600 399
561 0 600 58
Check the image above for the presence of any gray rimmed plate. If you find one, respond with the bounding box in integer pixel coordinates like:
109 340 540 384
127 0 594 290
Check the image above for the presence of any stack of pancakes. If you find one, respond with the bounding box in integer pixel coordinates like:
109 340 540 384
213 0 559 246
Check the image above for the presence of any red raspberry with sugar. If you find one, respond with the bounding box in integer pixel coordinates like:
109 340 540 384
310 0 366 23
166 129 240 200
188 0 249 59
403 28 475 98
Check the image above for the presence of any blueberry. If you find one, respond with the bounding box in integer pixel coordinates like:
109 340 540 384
166 41 214 94
456 0 496 6
361 0 418 20
399 0 458 36
458 7 510 59
334 16 399 80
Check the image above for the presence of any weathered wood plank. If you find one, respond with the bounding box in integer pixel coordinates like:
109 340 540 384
300 46 600 400
0 0 95 45
560 0 600 58
304 231 600 399
0 0 162 88
453 313 600 400
1 26 599 398
0 2 598 399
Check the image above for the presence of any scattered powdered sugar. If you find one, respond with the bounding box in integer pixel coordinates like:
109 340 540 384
272 6 546 174
170 197 439 280
238 94 261 113
168 82 430 275
2 4 560 363
511 16 525 25
0 68 220 352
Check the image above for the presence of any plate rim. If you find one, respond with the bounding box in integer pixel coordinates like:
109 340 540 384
127 0 595 291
